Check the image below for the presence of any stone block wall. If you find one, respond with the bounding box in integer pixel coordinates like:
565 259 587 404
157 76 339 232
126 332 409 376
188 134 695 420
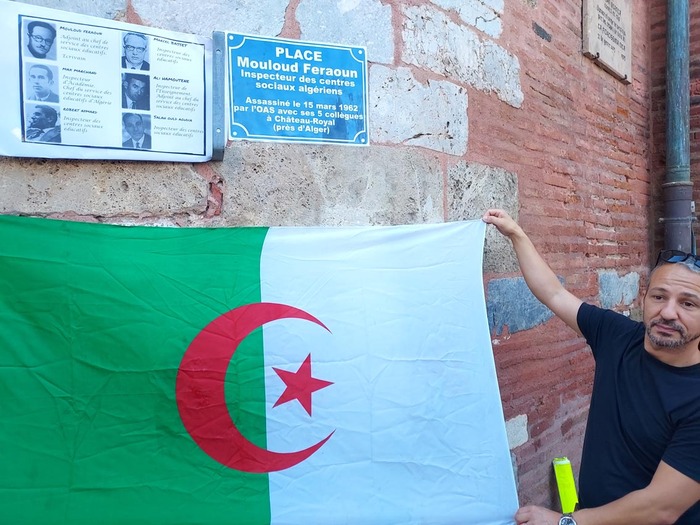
1 0 655 511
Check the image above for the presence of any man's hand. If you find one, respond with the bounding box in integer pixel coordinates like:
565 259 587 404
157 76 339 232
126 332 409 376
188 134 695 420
514 505 562 525
25 127 43 140
481 209 523 239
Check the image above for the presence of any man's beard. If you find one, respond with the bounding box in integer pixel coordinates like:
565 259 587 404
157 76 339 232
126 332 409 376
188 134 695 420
646 319 700 349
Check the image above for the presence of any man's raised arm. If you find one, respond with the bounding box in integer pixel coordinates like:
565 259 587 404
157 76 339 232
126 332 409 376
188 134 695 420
482 209 583 335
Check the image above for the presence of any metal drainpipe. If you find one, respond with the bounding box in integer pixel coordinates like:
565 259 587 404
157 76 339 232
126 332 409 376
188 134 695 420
662 0 694 252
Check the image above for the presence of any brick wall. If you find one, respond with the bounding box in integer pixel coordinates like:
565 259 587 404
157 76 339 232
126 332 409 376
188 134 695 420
475 1 652 507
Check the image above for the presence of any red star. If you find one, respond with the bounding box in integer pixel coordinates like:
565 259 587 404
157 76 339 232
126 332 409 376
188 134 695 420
273 354 333 416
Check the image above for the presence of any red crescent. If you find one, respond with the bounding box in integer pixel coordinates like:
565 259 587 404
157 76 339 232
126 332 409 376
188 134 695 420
176 302 335 473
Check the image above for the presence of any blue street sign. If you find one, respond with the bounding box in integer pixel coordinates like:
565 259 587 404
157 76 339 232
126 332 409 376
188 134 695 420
227 33 368 145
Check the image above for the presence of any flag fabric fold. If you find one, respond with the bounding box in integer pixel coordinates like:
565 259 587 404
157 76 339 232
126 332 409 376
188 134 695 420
0 215 518 524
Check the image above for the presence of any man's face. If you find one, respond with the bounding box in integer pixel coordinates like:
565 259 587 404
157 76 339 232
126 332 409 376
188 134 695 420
644 262 700 358
124 35 147 67
28 26 54 57
29 67 52 97
124 78 146 101
124 115 145 140
28 109 51 129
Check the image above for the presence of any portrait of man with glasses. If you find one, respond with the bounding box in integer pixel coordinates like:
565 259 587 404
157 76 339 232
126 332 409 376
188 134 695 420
121 32 150 71
25 20 56 60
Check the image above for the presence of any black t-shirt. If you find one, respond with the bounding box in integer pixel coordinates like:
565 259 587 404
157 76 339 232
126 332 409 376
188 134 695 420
577 303 700 523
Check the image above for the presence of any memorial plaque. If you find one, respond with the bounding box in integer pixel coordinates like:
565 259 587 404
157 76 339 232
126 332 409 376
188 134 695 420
583 0 632 84
227 34 368 146
0 0 214 162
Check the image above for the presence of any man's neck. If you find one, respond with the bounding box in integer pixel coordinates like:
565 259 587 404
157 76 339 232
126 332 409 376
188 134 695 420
644 339 700 367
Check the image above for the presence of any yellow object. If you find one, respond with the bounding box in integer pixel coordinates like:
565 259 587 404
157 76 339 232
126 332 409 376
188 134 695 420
553 457 579 513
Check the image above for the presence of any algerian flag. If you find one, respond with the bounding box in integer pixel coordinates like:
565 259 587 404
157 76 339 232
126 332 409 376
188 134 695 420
0 216 518 524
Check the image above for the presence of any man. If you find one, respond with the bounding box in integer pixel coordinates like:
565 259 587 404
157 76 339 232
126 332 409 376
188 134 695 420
25 105 61 143
121 73 149 110
27 64 59 102
122 113 151 149
121 32 150 70
483 209 700 525
26 21 56 59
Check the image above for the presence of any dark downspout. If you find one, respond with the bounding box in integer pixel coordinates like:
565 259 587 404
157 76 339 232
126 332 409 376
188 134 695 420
663 0 693 252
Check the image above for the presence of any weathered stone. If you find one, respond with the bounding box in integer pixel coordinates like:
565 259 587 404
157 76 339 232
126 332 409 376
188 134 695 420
216 142 444 226
297 0 393 64
447 162 518 273
0 158 207 218
487 276 560 335
131 0 288 36
506 414 528 449
17 0 124 20
598 270 640 309
370 65 468 156
430 0 503 38
402 4 523 108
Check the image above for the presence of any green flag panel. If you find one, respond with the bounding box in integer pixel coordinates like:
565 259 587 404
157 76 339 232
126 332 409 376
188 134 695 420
0 216 272 524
